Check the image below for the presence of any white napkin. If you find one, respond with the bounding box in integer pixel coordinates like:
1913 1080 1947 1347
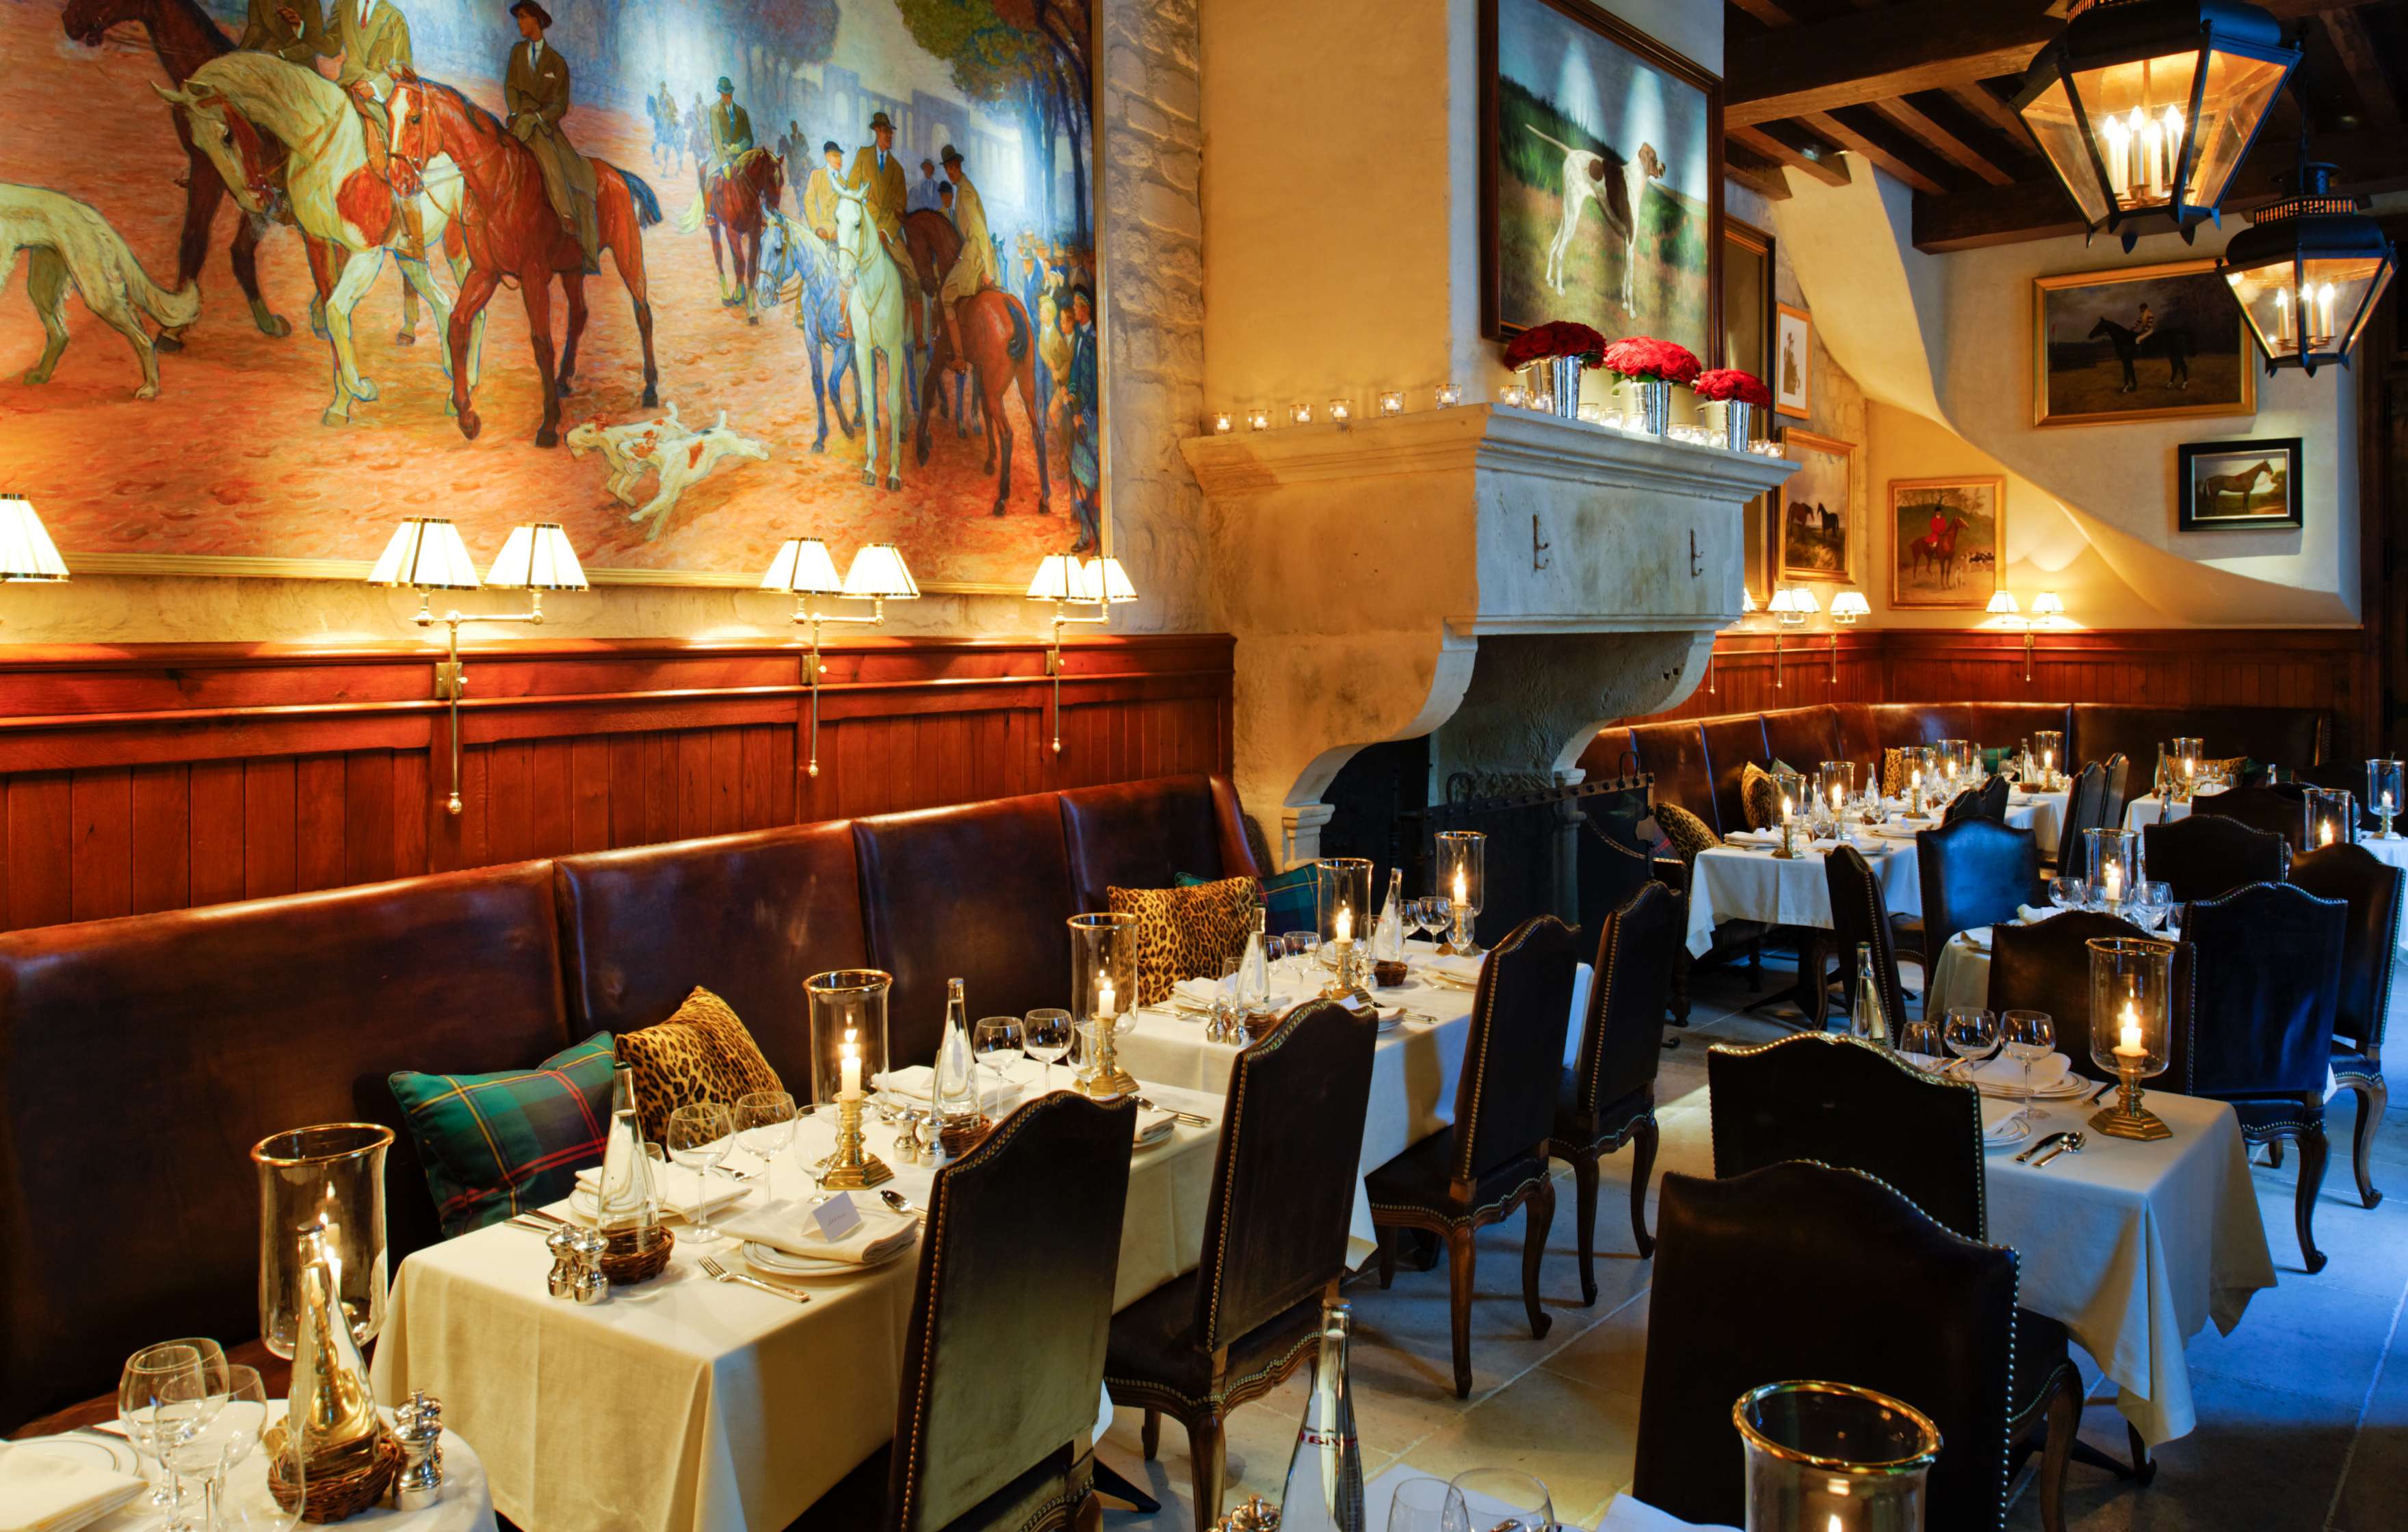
574 1163 748 1223
0 1443 147 1532
1985 1112 2033 1142
718 1193 920 1264
1419 953 1484 983
1725 828 1780 846
1969 1051 2073 1092
1134 1107 1177 1147
875 1057 1041 1113
1168 977 1229 1009
2016 903 2062 924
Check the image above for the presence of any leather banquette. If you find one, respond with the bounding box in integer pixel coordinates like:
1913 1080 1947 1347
0 773 1257 1434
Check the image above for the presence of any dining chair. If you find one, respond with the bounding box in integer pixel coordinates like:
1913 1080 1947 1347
1366 914 1581 1397
2292 765 2381 829
2177 881 2346 1273
1632 1161 2076 1532
1548 881 1679 1300
2284 843 2400 1210
1918 816 2041 958
2143 815 2289 903
871 1091 1137 1532
2051 760 2107 874
1987 912 2191 1086
1822 845 1915 1034
2193 784 2312 844
1105 999 1378 1522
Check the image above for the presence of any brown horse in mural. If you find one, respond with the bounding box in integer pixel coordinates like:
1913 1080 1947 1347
917 288 1047 516
695 150 781 323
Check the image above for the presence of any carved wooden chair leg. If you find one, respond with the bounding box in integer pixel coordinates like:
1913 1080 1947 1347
2038 1375 2077 1532
2351 1077 2387 1209
2294 1124 2330 1275
1071 1485 1103 1532
1188 1409 1227 1528
1569 1150 1600 1306
2127 1423 2157 1486
1447 1224 1478 1399
1628 1115 1660 1260
2267 1139 2285 1169
1140 1408 1159 1460
1521 1178 1554 1341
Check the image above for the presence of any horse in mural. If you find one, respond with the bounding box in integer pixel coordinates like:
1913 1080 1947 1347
389 77 664 445
646 94 683 174
2089 315 2191 393
917 289 1047 516
62 0 336 348
900 207 984 434
682 150 781 323
756 212 859 452
832 183 911 491
1909 511 1969 588
157 53 470 427
2199 460 2275 511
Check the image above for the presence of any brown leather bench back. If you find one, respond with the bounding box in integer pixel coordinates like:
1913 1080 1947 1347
0 863 571 1433
1057 774 1259 910
2069 703 2327 773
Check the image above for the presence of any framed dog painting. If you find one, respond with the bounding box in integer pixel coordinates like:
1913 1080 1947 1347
2179 438 2303 531
1890 476 2004 610
1479 0 1723 363
2033 261 2255 429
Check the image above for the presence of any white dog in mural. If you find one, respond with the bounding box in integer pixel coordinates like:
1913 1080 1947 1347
568 401 685 506
1524 127 1662 316
631 412 771 541
1 183 200 400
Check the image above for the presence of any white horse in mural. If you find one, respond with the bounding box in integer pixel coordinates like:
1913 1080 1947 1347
831 183 911 491
155 53 484 427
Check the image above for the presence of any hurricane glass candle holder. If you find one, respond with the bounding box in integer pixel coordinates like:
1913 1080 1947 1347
1069 912 1139 1097
1315 856 1375 987
2084 826 2141 912
1735 1379 1940 1531
254 1122 393 1358
1435 831 1487 958
2305 788 2357 849
2089 936 2175 1141
2032 730 2064 789
1435 382 1462 408
807 968 895 1189
2369 759 2403 840
1246 408 1271 432
1378 390 1404 417
2171 737 2206 802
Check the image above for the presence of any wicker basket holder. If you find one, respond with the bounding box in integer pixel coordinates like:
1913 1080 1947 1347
267 1428 402 1524
937 1114 993 1159
599 1224 675 1284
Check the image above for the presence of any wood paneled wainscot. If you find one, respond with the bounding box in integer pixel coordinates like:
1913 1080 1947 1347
0 635 1233 934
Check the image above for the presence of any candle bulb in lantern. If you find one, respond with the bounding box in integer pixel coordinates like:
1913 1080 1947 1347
2160 104 2184 189
2102 111 2130 196
2117 1001 2144 1058
840 1035 861 1096
1334 904 1351 944
2276 287 2294 345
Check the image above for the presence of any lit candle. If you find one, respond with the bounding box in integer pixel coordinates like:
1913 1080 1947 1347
1333 904 1352 943
1436 382 1462 408
2136 107 2162 196
1329 398 1352 425
2321 818 2337 847
840 1035 861 1096
1500 384 1528 408
2384 790 2392 813
1378 391 1404 417
1783 793 1796 819
2102 860 2122 903
2316 281 2337 345
2160 104 2184 190
2276 287 2294 345
2041 748 2053 776
1211 412 1232 434
2103 112 2131 196
1452 869 1467 910
1097 975 1116 1016
1246 408 1271 432
2116 1001 2145 1058
1291 403 1313 425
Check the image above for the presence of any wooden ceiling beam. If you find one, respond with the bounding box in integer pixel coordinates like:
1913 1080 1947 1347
1943 81 2037 150
1866 96 2017 185
1725 0 1800 25
1801 108 1953 195
1729 123 1853 188
1725 142 1796 202
2319 10 2402 129
1726 3 2061 128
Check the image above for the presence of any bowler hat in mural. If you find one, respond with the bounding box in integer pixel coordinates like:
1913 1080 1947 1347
869 111 894 131
508 0 551 27
940 144 964 167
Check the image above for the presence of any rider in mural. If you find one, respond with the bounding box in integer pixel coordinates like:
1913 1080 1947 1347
240 0 324 63
845 109 908 259
1066 284 1099 555
908 157 944 215
802 140 844 245
937 144 996 373
708 75 754 180
2132 301 2158 343
321 0 423 340
502 0 598 272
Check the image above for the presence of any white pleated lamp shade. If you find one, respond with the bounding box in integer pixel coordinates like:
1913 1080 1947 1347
1089 556 1139 604
486 523 590 592
1987 590 2020 616
842 543 920 600
1025 553 1082 601
2032 591 2065 618
0 496 70 582
760 537 846 595
366 518 481 590
1829 591 1870 621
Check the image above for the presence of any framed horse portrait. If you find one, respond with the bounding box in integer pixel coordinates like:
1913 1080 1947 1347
2033 261 2255 429
1777 428 1855 584
1479 0 1723 362
2179 438 2303 531
8 0 1103 592
1889 476 2004 610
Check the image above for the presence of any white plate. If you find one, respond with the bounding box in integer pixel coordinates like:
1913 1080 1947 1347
1983 1116 2036 1150
12 1432 144 1477
743 1235 916 1279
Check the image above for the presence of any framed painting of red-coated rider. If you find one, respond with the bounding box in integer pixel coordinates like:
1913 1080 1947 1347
1478 0 1723 365
3 0 1104 592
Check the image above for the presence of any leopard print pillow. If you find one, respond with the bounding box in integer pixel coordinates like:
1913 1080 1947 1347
1108 877 1257 1007
1655 802 1721 865
1740 762 1783 830
615 986 785 1142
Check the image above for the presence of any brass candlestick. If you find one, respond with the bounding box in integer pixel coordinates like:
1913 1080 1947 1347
1077 1018 1138 1098
820 1089 895 1189
2089 1056 2173 1141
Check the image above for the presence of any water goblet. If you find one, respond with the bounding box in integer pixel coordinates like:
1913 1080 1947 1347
665 1102 735 1241
1444 1468 1554 1531
2135 880 2173 932
1402 897 1432 950
1421 895 1455 953
974 1015 1024 1109
1943 1005 1998 1083
1023 1008 1073 1094
2000 1009 2056 1126
121 1340 226 1517
159 1362 266 1532
735 1089 796 1173
1291 932 1322 980
2049 875 2086 914
1384 1476 1452 1532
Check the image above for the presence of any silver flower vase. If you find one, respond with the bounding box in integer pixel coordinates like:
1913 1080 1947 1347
1709 399 1756 451
1625 378 1673 436
1530 356 1583 421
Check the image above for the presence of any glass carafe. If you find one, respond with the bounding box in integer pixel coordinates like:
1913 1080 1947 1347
932 976 989 1157
1279 1301 1365 1531
595 1061 660 1237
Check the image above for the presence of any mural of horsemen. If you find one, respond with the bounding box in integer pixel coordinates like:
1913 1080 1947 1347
1 0 1099 586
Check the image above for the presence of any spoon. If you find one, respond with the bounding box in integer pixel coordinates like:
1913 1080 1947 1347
880 1190 923 1217
2031 1131 2086 1168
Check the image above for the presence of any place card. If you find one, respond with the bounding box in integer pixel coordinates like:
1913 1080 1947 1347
811 1192 863 1240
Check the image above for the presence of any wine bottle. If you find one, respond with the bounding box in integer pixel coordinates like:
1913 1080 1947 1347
1372 867 1405 962
932 977 988 1158
1849 942 1889 1047
1240 901 1271 1009
595 1061 658 1234
1278 1301 1365 1531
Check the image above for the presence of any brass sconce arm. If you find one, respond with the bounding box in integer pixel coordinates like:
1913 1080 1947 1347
414 593 551 817
1045 599 1114 754
792 596 891 780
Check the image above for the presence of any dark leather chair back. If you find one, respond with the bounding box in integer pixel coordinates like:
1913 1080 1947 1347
1707 1033 1987 1239
1824 846 1909 1033
1917 817 2040 955
1987 912 2188 1084
1627 722 1720 836
1577 810 1658 932
885 1092 1136 1532
2176 882 2345 1099
2097 754 2133 839
1940 785 1984 825
854 794 1077 1066
2287 843 2402 1059
1057 774 1259 912
2143 814 2289 904
0 864 573 1434
2292 765 2381 828
1567 883 1680 1121
1634 1163 2017 1530
1976 775 2011 821
1191 1001 1378 1351
553 822 868 1091
2055 761 2106 871
1765 704 1845 772
2194 785 2310 844
1452 916 1582 1183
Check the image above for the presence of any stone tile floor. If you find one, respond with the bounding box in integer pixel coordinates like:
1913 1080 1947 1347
1099 949 2408 1531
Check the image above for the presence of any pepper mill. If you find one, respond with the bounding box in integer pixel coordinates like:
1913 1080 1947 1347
389 1390 445 1511
545 1226 579 1299
572 1227 611 1305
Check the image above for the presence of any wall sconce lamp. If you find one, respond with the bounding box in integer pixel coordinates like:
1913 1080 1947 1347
1827 591 1869 683
1990 589 2066 682
1766 587 1816 689
0 494 71 583
369 517 588 816
762 538 921 779
1028 554 1138 754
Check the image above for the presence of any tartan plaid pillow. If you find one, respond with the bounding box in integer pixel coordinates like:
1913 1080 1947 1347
1178 862 1318 936
389 1031 617 1239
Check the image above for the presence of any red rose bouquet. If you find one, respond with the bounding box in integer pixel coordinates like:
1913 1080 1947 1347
1502 320 1607 371
1691 368 1772 408
1599 336 1703 386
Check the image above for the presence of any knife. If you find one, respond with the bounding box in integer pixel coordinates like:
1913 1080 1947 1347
2012 1130 2069 1164
2030 1137 2078 1167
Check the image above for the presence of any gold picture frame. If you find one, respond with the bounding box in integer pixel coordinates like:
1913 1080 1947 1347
1889 475 2004 609
1774 302 1811 419
1777 428 1855 583
2032 259 2257 429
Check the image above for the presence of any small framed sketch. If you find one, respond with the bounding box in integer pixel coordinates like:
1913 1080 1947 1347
1889 475 2004 609
2178 438 2303 531
1775 302 1811 419
1778 429 1855 582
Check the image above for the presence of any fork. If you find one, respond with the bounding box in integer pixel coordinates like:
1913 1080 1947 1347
698 1254 810 1304
1134 1095 1213 1128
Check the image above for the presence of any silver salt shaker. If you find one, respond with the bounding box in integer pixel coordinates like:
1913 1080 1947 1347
545 1226 579 1299
572 1227 610 1304
389 1390 445 1511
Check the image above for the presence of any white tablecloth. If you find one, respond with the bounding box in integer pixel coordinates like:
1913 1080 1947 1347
1360 1465 1736 1531
369 1081 1225 1532
1684 838 1922 957
2013 787 2068 854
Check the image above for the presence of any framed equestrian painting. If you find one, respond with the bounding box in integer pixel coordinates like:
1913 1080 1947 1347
1479 0 1723 363
2033 260 2255 429
1773 302 1810 419
1777 428 1855 584
1889 475 2004 610
3 0 1102 592
2179 438 2303 531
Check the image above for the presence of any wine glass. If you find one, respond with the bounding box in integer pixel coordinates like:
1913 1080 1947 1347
974 1016 1024 1109
1402 897 1432 950
1385 1476 1453 1532
2000 1009 2056 1126
121 1340 226 1517
1023 1008 1073 1094
2134 880 2173 932
1420 894 1454 952
159 1362 266 1532
665 1102 735 1241
735 1089 796 1172
1943 1006 1998 1082
1291 932 1322 981
2048 875 2086 914
1445 1468 1553 1531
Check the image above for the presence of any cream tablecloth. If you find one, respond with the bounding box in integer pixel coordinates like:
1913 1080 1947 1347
1684 837 1922 957
369 1081 1224 1532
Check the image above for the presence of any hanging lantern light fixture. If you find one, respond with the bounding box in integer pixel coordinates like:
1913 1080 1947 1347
2013 0 2299 250
2216 148 2398 375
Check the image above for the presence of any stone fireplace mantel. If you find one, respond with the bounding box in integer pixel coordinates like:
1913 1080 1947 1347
1182 407 1798 862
